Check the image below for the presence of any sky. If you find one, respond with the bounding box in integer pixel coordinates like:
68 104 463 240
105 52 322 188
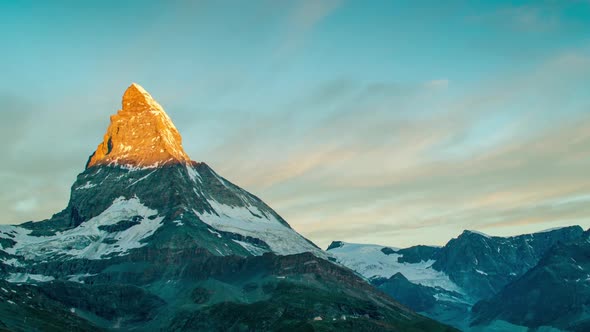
1 0 590 249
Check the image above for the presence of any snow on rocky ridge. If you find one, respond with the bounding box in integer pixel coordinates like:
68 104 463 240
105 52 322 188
327 241 463 294
195 198 322 257
0 197 163 262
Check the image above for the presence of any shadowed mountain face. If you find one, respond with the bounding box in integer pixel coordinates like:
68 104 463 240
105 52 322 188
472 230 590 332
432 227 584 299
0 84 456 331
327 226 587 331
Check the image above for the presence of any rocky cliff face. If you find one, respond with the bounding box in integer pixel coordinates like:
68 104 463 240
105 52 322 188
87 83 190 169
0 83 456 331
432 226 584 299
472 230 590 331
328 227 587 331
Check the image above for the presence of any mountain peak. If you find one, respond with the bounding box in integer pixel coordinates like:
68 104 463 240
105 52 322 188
86 83 191 169
462 230 491 238
122 82 160 112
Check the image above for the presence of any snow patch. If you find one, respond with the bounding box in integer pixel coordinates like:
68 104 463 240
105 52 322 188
434 292 471 304
195 199 324 257
7 273 55 283
0 197 163 261
475 269 488 276
466 230 491 238
186 164 201 184
537 226 569 234
232 239 267 256
1 258 23 267
75 181 96 190
127 168 158 187
207 228 222 238
67 273 97 283
329 242 463 294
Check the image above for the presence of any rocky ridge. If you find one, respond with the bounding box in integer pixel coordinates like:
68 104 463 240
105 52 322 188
327 226 586 331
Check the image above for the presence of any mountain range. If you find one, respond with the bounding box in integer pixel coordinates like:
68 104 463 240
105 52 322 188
328 226 589 331
0 84 455 331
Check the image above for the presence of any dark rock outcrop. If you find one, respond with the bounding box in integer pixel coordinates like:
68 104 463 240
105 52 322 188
433 226 584 299
472 230 590 331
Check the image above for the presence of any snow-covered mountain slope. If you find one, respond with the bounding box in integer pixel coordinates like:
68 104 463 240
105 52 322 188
327 241 471 330
326 241 462 293
0 197 163 262
327 227 587 331
195 198 319 256
1 153 324 267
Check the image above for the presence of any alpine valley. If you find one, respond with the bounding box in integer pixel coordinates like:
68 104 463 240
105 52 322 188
327 226 590 331
0 84 457 332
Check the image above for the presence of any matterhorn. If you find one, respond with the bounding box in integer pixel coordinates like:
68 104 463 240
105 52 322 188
0 84 455 331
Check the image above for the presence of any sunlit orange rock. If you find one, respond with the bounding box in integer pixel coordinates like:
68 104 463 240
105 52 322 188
86 83 191 169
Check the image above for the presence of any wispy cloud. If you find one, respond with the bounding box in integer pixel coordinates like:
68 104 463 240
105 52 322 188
275 0 341 58
424 79 450 89
468 4 561 32
201 50 590 248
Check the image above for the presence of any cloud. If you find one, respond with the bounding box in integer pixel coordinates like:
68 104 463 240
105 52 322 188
424 79 449 89
274 0 341 62
0 94 35 144
468 4 561 32
0 89 113 225
13 198 38 213
200 50 590 249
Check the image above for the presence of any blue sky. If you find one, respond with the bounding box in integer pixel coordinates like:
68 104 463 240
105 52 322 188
1 0 590 248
